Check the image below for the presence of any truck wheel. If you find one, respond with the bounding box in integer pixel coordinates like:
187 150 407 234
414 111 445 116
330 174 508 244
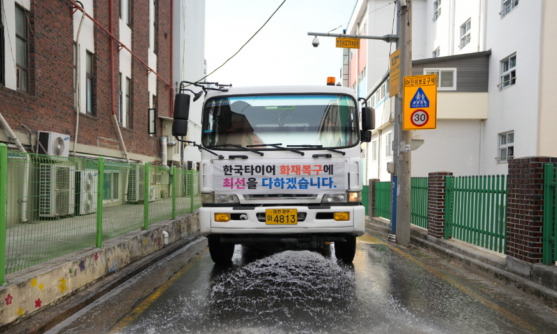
208 235 235 264
335 236 356 263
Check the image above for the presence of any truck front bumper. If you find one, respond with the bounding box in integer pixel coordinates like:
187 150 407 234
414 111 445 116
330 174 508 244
199 204 365 237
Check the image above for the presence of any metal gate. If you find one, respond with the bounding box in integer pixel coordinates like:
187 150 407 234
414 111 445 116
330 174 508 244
444 175 507 253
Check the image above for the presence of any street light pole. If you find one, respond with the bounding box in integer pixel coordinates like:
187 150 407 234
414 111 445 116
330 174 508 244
307 0 412 245
395 0 412 246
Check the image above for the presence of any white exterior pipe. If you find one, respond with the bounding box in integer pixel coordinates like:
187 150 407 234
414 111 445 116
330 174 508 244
0 112 29 222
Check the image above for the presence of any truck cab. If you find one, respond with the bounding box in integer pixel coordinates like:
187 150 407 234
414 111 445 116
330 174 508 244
173 84 374 264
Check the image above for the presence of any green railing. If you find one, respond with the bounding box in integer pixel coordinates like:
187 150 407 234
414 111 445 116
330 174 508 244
543 164 557 264
0 144 201 281
411 177 428 229
362 185 369 216
445 175 507 253
374 181 392 220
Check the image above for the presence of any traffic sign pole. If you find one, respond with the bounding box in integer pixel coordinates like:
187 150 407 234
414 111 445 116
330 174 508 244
394 0 412 246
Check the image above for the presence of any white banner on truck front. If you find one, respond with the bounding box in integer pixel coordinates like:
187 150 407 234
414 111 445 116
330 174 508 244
212 159 347 193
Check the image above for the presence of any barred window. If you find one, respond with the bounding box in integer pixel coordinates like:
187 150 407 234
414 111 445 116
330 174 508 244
500 54 516 89
15 5 28 92
501 0 518 17
498 131 514 163
460 18 471 49
433 0 442 21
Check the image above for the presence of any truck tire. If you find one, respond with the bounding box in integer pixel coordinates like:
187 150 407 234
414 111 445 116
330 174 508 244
208 235 235 264
334 236 356 263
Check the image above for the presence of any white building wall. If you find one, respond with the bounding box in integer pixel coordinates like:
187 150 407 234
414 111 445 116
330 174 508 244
412 120 482 177
173 0 206 165
538 0 557 157
481 1 543 174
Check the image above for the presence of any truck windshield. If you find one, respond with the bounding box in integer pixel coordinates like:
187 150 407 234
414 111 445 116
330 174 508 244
201 94 359 149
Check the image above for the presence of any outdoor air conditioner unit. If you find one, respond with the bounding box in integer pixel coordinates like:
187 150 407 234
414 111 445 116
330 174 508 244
39 164 75 218
75 170 98 215
37 131 70 157
127 165 155 202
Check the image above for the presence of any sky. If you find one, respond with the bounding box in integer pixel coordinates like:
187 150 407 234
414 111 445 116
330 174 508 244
204 0 358 87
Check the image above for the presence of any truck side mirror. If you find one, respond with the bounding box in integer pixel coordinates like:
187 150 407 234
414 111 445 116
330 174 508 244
362 106 375 131
172 93 191 137
361 130 372 142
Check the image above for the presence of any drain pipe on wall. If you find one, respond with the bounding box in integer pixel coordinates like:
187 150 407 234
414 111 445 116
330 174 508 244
160 136 168 166
0 113 29 223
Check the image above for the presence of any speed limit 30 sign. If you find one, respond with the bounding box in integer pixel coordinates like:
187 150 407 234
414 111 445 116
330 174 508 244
410 109 429 127
403 74 437 130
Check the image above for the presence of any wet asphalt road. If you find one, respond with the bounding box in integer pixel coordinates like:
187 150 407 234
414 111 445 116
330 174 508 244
48 234 557 334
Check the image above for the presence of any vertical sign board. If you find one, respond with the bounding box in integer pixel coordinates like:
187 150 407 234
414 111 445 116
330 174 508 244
389 49 400 97
403 74 438 130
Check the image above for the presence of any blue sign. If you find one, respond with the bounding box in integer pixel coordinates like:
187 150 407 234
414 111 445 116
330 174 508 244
410 87 429 108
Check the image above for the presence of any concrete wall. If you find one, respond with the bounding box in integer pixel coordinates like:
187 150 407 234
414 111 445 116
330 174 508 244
0 214 200 327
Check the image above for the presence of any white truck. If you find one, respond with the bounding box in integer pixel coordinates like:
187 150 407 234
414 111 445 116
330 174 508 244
173 82 374 264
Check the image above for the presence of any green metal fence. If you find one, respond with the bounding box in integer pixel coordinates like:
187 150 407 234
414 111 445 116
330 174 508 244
445 175 507 253
411 177 428 229
374 181 392 220
362 185 369 216
0 144 201 282
543 164 557 264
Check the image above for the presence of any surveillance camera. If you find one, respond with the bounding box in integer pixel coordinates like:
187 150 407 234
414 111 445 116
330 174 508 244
312 36 319 48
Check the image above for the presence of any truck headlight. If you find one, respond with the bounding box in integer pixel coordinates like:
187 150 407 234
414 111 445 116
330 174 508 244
202 192 214 204
215 193 240 204
321 192 361 203
322 193 347 203
202 193 240 204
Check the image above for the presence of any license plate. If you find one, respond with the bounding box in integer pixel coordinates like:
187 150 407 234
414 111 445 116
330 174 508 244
265 209 298 225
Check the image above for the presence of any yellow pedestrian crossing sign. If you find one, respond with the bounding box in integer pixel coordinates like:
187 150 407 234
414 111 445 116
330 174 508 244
403 74 437 130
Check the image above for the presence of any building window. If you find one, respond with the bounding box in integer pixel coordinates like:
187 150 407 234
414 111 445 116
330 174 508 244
73 43 77 101
424 68 457 90
498 131 514 163
432 47 440 58
86 51 95 115
120 0 132 25
1 13 5 85
103 171 120 202
433 0 442 21
123 76 132 127
500 54 516 89
371 140 378 161
148 108 156 135
501 0 518 17
151 0 158 54
459 18 471 49
127 0 132 25
15 5 28 92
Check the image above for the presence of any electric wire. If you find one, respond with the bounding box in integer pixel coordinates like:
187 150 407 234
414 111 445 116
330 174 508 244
195 0 287 83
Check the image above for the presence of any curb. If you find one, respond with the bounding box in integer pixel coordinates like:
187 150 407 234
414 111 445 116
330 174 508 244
2 235 206 334
366 218 557 308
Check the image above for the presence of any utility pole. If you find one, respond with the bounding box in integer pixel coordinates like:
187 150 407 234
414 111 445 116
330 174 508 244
394 0 412 245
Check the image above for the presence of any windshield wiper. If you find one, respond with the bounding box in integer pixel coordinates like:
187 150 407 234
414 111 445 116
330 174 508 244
287 144 346 156
212 144 264 156
248 143 304 156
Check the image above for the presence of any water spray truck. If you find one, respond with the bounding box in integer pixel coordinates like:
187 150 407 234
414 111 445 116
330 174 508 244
173 80 374 264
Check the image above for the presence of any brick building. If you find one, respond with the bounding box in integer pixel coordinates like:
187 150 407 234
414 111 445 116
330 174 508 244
0 0 179 164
